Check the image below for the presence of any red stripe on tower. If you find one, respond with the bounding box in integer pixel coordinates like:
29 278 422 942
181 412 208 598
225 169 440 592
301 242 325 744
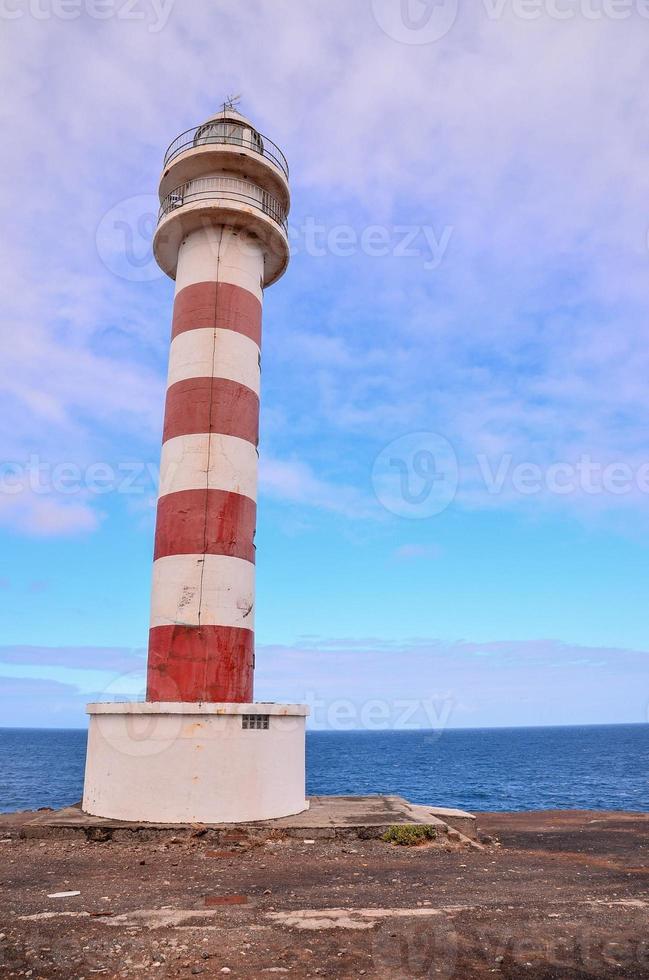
147 624 254 703
162 377 260 445
172 281 262 346
153 489 256 563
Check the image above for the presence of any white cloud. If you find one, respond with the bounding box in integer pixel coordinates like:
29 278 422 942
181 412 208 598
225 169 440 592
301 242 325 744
2 0 649 533
4 636 648 728
259 455 377 519
255 635 649 728
0 486 101 536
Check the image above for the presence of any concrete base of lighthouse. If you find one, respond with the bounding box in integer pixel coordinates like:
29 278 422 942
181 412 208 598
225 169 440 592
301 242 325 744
82 702 309 825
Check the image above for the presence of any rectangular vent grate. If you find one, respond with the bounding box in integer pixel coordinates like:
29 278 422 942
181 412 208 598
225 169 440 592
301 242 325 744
242 714 270 730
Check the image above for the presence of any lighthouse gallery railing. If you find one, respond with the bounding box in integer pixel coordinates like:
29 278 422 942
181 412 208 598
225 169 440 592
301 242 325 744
163 125 289 179
158 176 288 234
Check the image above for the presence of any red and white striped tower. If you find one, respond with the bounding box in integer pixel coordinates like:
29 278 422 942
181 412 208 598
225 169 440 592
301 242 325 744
147 107 290 704
83 108 309 824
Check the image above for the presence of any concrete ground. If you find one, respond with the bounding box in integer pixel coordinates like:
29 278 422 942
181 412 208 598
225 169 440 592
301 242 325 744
16 796 477 844
1 808 648 979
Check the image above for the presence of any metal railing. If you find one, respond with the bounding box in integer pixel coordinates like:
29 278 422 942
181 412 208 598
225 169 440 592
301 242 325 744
163 124 289 178
158 175 288 233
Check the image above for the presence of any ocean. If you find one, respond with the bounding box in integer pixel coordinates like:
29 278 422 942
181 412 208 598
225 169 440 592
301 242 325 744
1 724 648 814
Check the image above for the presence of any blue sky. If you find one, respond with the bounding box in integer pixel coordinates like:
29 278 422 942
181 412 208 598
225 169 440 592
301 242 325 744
1 0 649 729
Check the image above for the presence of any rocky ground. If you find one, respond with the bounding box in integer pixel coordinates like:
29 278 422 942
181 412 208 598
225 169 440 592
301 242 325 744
0 809 648 979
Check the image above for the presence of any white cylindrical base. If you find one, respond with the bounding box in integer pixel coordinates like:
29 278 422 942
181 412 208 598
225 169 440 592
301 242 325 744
82 702 309 824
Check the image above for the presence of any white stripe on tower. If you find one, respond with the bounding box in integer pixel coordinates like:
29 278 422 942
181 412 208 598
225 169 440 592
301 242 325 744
150 554 255 630
159 433 259 501
174 225 264 300
167 328 261 393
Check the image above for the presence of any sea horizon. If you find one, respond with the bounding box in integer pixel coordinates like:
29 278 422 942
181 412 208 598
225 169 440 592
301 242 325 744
2 721 648 733
2 722 648 815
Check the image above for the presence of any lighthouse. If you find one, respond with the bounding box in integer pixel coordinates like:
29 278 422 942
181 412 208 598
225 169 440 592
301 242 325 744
82 106 309 824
